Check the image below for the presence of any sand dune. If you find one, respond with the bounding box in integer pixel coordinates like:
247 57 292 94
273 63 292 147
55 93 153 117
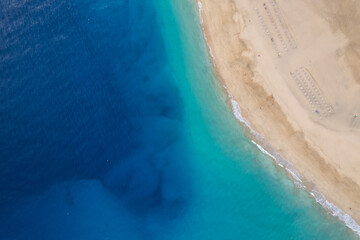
198 0 360 230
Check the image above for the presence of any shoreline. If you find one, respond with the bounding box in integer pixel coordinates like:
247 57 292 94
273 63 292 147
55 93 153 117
196 0 360 236
228 89 360 235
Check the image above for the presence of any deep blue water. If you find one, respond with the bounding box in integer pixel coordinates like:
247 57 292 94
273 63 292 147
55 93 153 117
1 0 191 239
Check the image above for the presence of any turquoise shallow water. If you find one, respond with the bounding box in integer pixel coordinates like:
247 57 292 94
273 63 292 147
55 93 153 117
155 0 357 239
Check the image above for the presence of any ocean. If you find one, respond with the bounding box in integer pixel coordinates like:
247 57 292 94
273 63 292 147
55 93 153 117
0 0 357 239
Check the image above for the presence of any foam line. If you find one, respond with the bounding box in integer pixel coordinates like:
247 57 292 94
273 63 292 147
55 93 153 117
197 1 203 24
251 140 275 160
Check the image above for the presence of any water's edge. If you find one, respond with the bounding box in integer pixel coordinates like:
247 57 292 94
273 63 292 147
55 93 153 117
196 1 360 237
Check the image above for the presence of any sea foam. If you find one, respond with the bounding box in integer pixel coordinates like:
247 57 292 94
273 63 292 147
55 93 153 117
197 1 203 24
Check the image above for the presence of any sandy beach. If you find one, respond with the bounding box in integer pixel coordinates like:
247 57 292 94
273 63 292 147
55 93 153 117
198 0 360 232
